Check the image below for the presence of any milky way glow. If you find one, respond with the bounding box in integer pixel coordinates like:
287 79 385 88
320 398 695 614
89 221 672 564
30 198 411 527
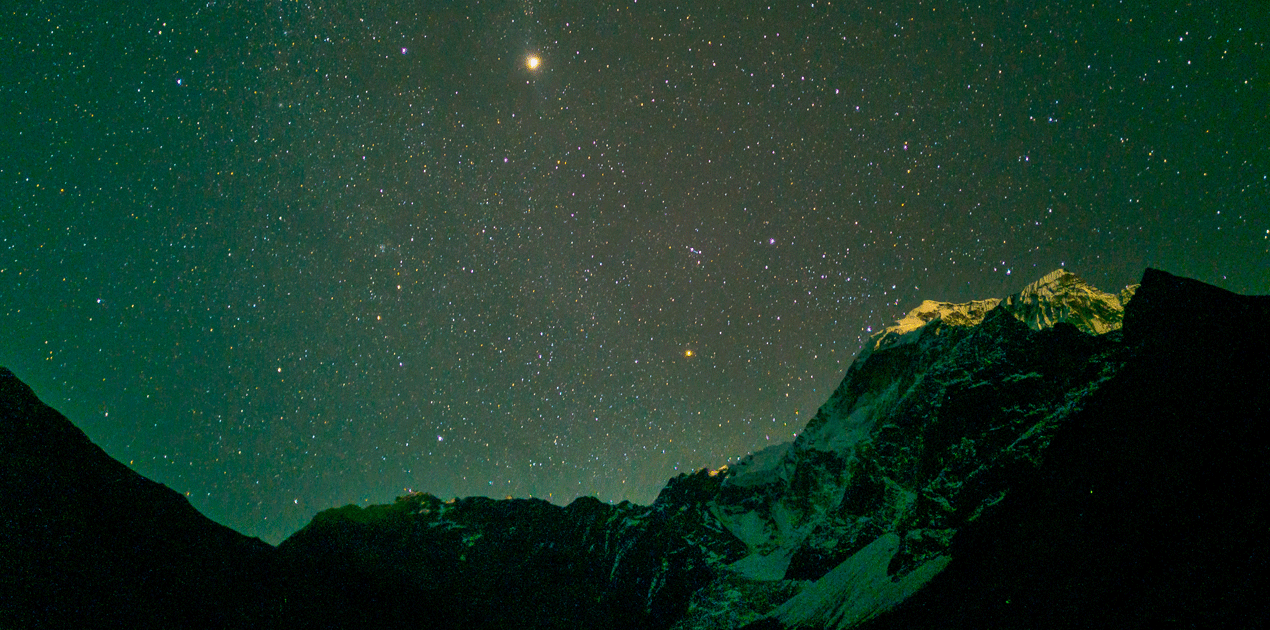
3 1 1262 545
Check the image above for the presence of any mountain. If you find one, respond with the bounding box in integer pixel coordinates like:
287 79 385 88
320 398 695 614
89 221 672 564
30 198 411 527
671 268 1141 628
858 268 1270 629
2 268 1266 629
274 488 746 629
0 368 282 629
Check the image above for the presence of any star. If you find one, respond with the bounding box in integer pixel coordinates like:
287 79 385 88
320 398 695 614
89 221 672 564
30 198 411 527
9 0 1254 547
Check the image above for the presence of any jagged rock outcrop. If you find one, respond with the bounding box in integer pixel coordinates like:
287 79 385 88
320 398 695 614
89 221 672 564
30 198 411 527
998 268 1137 334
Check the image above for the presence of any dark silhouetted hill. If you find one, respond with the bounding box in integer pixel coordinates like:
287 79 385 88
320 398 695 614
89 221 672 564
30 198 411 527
0 368 282 629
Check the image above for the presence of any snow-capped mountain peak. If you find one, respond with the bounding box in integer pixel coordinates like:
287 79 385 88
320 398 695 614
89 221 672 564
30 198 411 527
684 269 1142 628
864 269 1135 362
858 297 1002 365
999 268 1137 334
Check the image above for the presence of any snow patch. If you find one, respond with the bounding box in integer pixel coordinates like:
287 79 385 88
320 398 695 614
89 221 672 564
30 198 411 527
727 547 798 582
726 443 793 488
887 298 1002 336
801 380 901 454
714 508 774 549
999 268 1135 334
769 533 950 629
854 298 1002 367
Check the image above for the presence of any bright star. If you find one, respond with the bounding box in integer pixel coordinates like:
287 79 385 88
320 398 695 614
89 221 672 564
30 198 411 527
526 55 541 70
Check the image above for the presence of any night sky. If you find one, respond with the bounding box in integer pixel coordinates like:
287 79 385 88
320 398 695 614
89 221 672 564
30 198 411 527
3 0 1266 544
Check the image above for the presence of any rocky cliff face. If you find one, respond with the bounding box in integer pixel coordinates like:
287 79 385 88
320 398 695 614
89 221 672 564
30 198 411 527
3 268 1265 630
668 269 1139 629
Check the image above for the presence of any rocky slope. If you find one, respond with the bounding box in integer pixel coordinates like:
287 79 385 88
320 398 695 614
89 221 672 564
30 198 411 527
669 269 1140 629
2 268 1265 629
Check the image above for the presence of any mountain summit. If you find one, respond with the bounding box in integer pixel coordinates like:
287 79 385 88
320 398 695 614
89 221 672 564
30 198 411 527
684 269 1139 628
859 269 1133 369
2 268 1266 630
998 268 1137 334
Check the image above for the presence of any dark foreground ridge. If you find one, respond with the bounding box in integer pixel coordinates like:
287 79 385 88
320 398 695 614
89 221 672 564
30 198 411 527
2 268 1266 629
0 367 282 629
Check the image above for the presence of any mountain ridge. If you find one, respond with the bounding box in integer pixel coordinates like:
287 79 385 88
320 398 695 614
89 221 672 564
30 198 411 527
2 267 1266 629
670 269 1135 628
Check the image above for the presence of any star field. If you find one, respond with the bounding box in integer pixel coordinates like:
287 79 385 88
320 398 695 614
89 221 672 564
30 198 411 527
3 0 1266 543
